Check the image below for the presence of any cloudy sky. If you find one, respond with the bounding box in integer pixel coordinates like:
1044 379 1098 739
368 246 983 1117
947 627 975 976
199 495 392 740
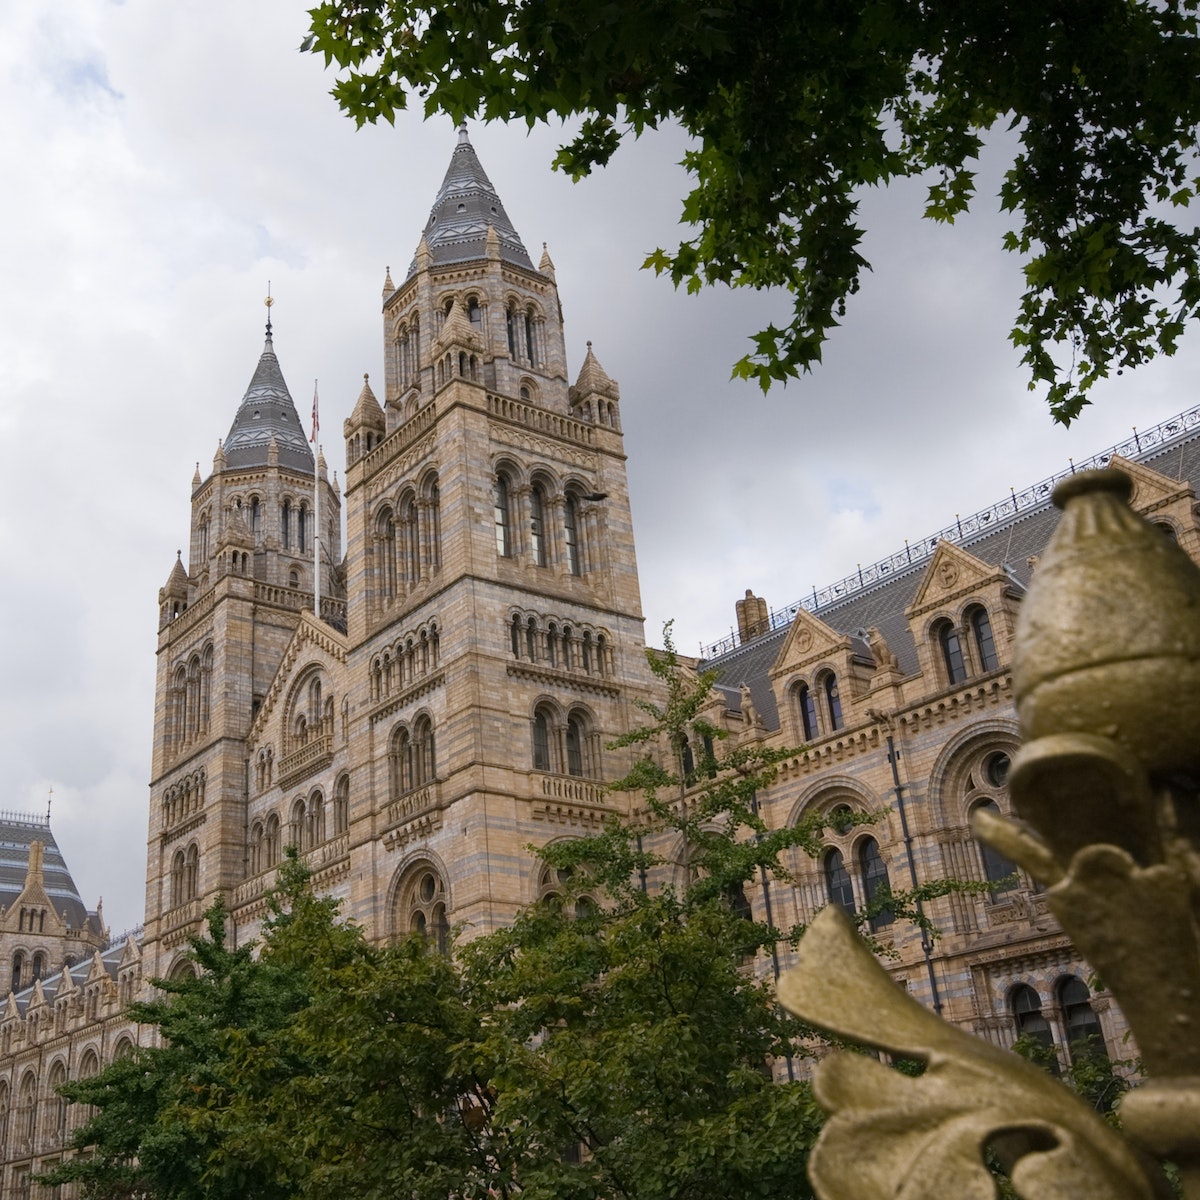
3 1 1198 931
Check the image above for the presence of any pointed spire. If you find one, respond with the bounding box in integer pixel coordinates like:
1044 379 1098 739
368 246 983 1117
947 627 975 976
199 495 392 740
573 341 620 400
332 470 341 497
486 223 501 262
213 439 226 474
407 127 534 278
539 242 556 278
317 447 328 480
348 373 385 433
223 313 313 473
382 265 395 297
164 551 189 598
191 462 202 490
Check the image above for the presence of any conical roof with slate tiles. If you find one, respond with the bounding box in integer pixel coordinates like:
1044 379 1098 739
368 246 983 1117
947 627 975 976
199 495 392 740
408 126 534 278
223 325 314 474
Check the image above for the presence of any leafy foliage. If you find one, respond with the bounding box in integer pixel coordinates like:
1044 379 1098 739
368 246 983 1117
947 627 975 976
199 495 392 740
304 0 1200 422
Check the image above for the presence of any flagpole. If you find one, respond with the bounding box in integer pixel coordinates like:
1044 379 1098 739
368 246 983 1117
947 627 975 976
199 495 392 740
312 379 321 623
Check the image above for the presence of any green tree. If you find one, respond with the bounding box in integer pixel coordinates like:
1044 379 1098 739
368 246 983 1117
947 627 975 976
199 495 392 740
304 0 1200 421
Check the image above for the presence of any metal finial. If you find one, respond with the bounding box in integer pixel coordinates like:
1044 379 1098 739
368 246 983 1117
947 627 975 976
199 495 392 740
46 786 52 822
265 283 274 336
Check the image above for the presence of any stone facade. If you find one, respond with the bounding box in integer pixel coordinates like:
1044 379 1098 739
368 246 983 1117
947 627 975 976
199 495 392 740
0 127 1195 1193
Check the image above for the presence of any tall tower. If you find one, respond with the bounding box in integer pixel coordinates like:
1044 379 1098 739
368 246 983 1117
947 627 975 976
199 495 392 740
146 317 343 978
338 127 653 938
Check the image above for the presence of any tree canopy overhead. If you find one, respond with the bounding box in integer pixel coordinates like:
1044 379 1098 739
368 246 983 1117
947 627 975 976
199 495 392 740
304 0 1200 422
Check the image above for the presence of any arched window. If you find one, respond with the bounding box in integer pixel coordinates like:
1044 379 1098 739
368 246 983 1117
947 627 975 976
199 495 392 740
530 483 547 566
546 623 558 667
1011 984 1057 1064
379 507 398 601
492 472 511 556
281 500 291 549
969 606 999 672
171 850 186 907
1059 977 1108 1062
309 789 326 846
10 952 23 993
565 713 585 777
564 494 581 575
185 843 199 901
413 715 436 787
533 707 553 772
333 774 350 835
396 867 450 953
31 953 46 982
506 305 518 357
16 1073 36 1151
935 619 968 684
467 296 481 329
47 1060 67 1148
525 307 537 365
796 683 818 740
298 504 308 554
858 838 893 931
390 726 414 796
250 496 261 539
824 849 855 915
511 613 522 657
974 800 1018 893
526 617 537 661
582 631 593 673
265 813 281 865
823 673 844 732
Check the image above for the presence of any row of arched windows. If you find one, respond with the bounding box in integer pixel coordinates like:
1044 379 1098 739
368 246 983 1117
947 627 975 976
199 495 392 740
932 604 999 687
373 475 442 606
389 717 436 798
0 1043 133 1160
249 776 351 875
162 769 206 828
167 644 213 749
494 469 591 574
370 622 441 701
532 703 598 778
509 614 610 675
290 674 335 755
196 497 312 559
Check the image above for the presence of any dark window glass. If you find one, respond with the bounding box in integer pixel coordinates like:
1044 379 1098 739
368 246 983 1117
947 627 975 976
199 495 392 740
824 675 843 731
797 685 818 740
565 495 581 575
938 621 968 684
971 607 999 671
1012 984 1058 1067
1060 977 1108 1062
859 838 893 930
566 716 584 776
824 849 855 915
530 485 547 566
533 711 551 771
976 801 1018 893
494 475 512 557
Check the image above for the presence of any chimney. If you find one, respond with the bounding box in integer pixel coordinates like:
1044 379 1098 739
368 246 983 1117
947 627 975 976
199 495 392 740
736 589 770 644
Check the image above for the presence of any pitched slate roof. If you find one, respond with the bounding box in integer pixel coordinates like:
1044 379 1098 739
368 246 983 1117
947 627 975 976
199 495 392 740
408 126 534 278
0 816 95 932
703 409 1200 729
223 328 314 474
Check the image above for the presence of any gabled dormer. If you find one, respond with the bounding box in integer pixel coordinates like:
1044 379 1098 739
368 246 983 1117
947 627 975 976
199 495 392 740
769 609 870 744
905 540 1017 694
1108 453 1200 556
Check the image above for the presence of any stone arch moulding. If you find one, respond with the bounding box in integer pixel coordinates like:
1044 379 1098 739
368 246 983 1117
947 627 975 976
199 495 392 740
925 716 1021 828
786 774 880 829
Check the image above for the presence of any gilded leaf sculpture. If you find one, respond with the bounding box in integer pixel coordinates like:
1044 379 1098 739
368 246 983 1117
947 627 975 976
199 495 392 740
778 467 1200 1199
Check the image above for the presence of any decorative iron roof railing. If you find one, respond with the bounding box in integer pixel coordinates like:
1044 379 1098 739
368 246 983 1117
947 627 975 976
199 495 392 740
699 402 1200 661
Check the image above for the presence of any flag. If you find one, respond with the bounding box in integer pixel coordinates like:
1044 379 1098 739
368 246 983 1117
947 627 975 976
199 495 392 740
311 380 320 444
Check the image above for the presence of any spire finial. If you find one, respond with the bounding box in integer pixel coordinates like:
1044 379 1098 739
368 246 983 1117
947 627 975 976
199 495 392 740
264 283 274 338
457 123 469 144
46 786 52 823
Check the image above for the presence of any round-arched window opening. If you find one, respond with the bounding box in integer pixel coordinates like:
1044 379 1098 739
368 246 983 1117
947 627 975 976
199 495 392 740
829 805 854 835
419 872 437 904
984 752 1011 789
